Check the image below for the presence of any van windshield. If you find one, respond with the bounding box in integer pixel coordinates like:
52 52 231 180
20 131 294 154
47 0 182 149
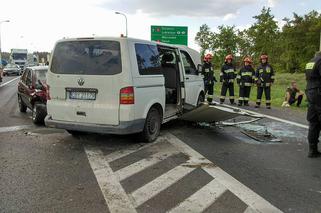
50 40 122 75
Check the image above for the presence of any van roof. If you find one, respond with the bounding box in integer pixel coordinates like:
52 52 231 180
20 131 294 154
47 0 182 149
56 36 199 53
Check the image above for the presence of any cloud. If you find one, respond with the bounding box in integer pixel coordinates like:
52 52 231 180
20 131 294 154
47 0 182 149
223 13 238 21
267 0 280 7
101 0 256 17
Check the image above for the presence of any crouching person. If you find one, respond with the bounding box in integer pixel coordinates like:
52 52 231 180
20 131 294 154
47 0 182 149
282 81 304 107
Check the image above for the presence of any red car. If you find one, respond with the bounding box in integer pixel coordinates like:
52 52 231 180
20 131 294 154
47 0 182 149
17 66 49 124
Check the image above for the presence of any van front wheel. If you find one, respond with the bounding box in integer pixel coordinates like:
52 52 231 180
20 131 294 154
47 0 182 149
141 108 161 143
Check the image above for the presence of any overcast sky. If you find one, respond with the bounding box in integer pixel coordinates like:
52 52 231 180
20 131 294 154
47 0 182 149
0 0 319 52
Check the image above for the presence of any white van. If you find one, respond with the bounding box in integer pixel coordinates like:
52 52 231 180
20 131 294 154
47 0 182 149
45 37 205 142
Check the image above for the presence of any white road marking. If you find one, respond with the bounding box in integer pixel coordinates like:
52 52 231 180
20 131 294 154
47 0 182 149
105 142 157 163
221 103 309 129
169 179 227 213
244 206 259 213
165 133 282 213
115 146 180 181
85 146 137 213
130 165 195 208
0 76 20 88
0 125 33 133
84 132 282 213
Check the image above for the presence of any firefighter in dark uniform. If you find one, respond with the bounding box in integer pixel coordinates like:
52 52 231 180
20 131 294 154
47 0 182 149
237 57 255 106
305 51 321 158
255 54 275 109
220 54 237 104
202 53 216 103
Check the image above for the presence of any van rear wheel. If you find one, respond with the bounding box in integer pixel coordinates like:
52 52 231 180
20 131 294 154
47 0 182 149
140 108 161 143
197 94 205 106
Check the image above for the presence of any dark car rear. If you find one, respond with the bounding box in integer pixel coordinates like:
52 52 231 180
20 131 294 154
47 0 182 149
17 66 49 124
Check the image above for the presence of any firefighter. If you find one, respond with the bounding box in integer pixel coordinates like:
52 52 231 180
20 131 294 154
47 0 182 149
220 54 237 104
237 57 255 106
202 53 216 103
305 51 321 158
255 54 275 109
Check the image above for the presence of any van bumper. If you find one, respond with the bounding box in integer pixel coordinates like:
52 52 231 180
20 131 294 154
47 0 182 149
44 115 145 135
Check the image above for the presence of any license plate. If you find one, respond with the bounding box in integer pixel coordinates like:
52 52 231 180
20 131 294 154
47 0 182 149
69 91 96 100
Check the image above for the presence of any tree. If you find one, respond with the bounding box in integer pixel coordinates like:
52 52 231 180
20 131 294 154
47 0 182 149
195 24 213 57
246 7 280 63
211 25 239 65
279 11 321 72
237 29 254 58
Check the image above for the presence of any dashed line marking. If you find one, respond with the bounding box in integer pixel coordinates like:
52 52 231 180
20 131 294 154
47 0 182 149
0 76 20 88
0 125 33 133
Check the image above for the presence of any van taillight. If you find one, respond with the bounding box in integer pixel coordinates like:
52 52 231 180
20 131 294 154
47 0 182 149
120 87 134 104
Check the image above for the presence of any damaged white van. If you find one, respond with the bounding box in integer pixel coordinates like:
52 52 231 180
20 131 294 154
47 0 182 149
45 37 205 142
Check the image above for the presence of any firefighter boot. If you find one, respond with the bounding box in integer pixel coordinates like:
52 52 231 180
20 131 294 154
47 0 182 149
238 100 243 106
244 100 250 106
308 144 321 158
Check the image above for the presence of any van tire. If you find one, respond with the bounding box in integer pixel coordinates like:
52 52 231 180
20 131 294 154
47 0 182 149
140 108 161 143
197 93 205 106
18 95 27 113
32 103 46 125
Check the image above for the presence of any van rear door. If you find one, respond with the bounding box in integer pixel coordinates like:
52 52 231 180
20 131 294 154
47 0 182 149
47 39 124 125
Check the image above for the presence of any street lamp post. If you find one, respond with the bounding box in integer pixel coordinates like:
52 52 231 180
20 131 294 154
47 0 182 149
115 12 128 37
0 20 10 69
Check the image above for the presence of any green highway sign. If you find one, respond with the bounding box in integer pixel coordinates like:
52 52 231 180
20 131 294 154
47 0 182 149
151 25 188 46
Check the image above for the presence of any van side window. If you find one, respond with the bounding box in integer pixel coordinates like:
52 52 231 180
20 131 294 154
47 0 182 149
135 44 161 75
180 50 197 75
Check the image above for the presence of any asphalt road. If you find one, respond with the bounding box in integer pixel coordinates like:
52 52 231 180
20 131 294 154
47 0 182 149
1 76 320 213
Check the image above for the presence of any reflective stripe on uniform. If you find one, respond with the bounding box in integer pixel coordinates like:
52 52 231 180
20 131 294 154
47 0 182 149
236 75 241 79
229 96 235 99
244 82 252 86
220 96 226 99
266 100 271 103
256 99 261 103
259 69 264 73
225 69 235 74
220 72 224 76
266 68 271 73
244 97 249 101
207 95 213 98
306 62 315 69
241 72 253 76
228 79 234 83
238 97 244 100
205 68 210 73
271 76 275 79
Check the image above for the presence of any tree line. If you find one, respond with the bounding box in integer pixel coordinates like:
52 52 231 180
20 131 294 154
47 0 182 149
195 7 321 73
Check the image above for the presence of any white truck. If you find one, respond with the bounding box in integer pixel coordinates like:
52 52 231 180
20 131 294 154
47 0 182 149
45 37 259 142
10 49 28 69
